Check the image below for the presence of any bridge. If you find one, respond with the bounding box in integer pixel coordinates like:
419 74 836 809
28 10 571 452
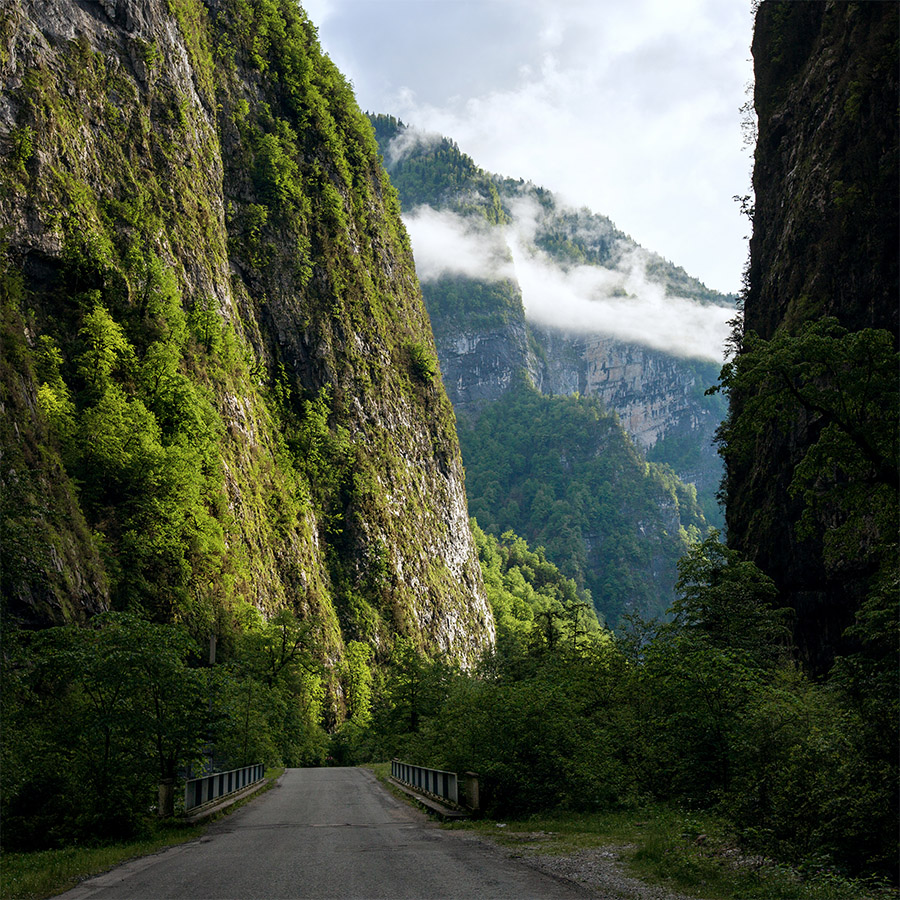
58 767 590 899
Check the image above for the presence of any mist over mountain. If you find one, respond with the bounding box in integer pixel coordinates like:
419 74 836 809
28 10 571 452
370 114 729 621
370 117 731 456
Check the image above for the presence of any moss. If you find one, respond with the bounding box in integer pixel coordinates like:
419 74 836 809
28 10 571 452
1 0 491 682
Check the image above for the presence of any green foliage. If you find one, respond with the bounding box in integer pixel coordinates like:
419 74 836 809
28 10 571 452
350 529 896 882
406 340 438 384
1 610 327 851
717 316 898 684
472 521 600 648
205 611 329 770
459 381 707 624
719 318 898 574
10 124 34 171
1 614 206 848
342 640 374 724
77 302 134 394
69 309 226 621
369 115 508 224
421 275 523 331
671 532 791 667
250 123 307 218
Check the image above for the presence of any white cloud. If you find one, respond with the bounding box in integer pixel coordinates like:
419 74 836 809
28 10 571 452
402 198 733 362
313 0 754 294
384 128 442 168
511 239 733 362
402 206 514 283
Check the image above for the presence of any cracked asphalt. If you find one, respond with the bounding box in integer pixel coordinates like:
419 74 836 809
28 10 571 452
56 767 593 899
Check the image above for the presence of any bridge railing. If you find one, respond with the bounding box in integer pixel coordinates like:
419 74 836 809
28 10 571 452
184 763 265 811
391 759 458 804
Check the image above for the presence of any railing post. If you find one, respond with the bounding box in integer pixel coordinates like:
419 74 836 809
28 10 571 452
158 778 175 817
459 772 480 811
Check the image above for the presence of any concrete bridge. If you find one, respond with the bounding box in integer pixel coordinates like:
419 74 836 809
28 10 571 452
58 768 590 899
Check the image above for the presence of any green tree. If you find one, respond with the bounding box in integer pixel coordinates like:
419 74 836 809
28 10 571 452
671 532 791 668
1 614 206 847
718 318 898 573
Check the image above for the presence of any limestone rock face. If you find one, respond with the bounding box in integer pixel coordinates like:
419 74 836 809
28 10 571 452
0 0 493 666
535 329 721 449
430 310 725 525
440 322 539 407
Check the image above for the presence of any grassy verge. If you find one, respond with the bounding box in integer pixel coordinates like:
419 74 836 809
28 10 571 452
445 809 895 900
366 769 894 900
1 767 285 900
1 824 206 900
363 761 391 784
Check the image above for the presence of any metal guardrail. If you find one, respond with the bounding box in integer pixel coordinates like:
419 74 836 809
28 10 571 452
184 764 264 811
391 759 459 805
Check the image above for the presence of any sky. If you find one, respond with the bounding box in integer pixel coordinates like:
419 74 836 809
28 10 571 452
304 0 756 297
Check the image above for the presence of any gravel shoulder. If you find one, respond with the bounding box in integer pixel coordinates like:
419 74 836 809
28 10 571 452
517 843 705 900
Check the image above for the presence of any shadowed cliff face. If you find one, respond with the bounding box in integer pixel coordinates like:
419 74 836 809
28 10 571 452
0 0 493 666
724 1 898 671
747 2 898 342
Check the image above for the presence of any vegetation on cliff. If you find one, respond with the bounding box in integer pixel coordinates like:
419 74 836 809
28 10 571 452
2 0 896 889
722 0 898 674
459 381 706 625
1 0 491 664
1 0 496 848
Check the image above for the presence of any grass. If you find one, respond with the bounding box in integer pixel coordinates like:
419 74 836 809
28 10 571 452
370 775 895 900
0 767 285 900
455 809 897 900
1 824 206 900
364 761 391 783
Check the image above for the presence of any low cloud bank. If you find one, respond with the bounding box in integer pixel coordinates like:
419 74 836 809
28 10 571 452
385 128 444 168
511 240 733 362
403 205 514 283
403 202 734 362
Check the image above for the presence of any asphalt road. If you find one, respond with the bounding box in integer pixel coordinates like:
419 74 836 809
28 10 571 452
57 767 592 899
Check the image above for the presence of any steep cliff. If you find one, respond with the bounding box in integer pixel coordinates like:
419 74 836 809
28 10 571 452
0 0 493 667
535 331 724 516
366 116 720 622
723 1 898 670
745 1 898 341
369 115 729 526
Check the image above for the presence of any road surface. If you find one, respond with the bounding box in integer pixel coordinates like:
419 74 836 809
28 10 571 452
57 767 592 899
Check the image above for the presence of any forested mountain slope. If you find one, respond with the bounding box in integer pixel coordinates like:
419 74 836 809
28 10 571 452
720 1 898 672
0 0 493 666
369 114 725 622
369 115 730 493
460 382 706 625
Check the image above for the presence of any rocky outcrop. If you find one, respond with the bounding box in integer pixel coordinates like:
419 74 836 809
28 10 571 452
534 329 722 450
0 0 493 666
724 1 898 670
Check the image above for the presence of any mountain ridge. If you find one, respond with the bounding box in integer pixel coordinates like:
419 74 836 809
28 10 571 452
368 114 729 528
